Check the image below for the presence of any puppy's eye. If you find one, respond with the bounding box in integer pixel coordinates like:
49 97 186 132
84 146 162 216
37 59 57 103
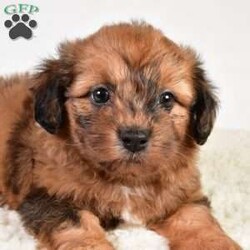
91 87 110 104
159 91 175 110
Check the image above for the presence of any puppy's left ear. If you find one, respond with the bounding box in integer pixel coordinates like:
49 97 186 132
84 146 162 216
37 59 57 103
32 56 74 134
191 60 218 145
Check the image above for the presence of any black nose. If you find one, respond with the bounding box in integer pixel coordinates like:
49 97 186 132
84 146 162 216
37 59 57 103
119 128 150 153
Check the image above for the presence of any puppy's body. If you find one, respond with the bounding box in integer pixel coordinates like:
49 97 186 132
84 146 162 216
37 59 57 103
0 23 240 249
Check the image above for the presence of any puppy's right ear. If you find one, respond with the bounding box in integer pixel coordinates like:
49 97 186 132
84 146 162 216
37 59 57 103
191 61 218 145
32 58 73 134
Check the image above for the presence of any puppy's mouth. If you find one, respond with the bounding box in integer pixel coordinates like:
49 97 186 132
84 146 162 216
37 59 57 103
99 153 145 169
126 153 145 164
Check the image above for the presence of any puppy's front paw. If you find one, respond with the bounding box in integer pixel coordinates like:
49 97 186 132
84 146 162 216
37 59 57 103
50 242 114 250
170 235 242 250
49 210 115 250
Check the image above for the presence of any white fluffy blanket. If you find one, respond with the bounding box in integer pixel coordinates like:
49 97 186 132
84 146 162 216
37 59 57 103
0 129 249 250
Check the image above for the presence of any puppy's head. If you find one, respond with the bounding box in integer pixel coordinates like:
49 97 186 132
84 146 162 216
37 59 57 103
33 22 217 184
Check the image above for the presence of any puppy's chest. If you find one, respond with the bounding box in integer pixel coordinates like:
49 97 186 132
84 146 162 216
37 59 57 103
119 186 159 226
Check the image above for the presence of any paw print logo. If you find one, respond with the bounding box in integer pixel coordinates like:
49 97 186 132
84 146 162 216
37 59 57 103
4 14 37 40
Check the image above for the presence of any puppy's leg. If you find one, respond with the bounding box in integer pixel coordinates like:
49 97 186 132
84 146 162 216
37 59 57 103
47 211 114 250
18 189 114 250
150 204 241 250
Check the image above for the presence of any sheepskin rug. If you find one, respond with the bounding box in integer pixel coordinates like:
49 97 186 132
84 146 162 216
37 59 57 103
0 129 249 250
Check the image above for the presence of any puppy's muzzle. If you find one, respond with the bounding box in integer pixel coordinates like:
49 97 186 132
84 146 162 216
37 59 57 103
118 128 150 153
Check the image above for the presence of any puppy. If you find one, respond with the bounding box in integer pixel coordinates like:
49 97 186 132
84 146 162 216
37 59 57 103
0 22 241 250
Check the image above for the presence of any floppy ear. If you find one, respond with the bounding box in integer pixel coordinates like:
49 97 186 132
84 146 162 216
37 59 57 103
32 57 73 134
191 61 218 145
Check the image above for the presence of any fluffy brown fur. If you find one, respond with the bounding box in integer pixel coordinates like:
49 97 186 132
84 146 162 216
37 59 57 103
0 22 241 249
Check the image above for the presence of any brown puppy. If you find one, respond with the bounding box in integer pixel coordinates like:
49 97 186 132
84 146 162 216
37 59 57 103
0 22 241 249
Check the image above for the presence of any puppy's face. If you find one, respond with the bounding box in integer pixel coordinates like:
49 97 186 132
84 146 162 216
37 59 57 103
33 23 217 184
